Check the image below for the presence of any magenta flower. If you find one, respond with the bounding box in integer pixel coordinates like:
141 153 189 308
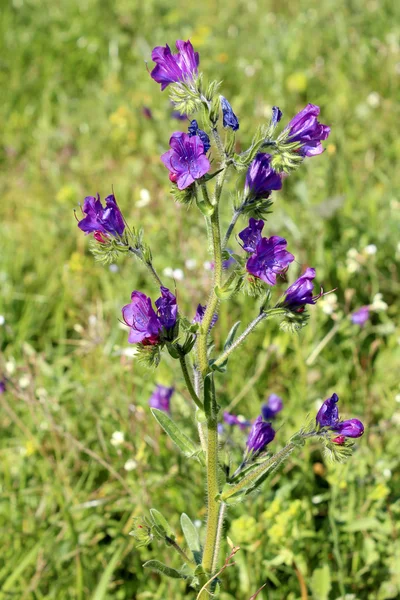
246 416 275 455
149 384 174 413
316 393 364 439
286 104 330 157
261 394 283 420
238 218 265 253
245 153 282 200
223 411 251 430
246 236 294 285
150 40 199 91
351 306 370 327
155 286 177 330
282 268 322 310
77 194 125 238
161 132 211 190
122 292 162 345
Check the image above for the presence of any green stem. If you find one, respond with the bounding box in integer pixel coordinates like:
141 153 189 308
221 442 297 501
213 309 286 369
128 247 163 287
166 536 196 567
201 418 220 574
211 127 225 159
222 207 242 249
211 502 227 574
178 352 203 410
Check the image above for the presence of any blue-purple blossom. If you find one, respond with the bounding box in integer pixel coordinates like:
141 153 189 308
122 291 162 345
149 384 174 413
171 110 188 121
188 120 211 152
223 411 251 430
161 132 210 190
282 268 321 310
316 393 364 439
155 286 178 330
286 104 330 157
238 218 265 253
0 379 6 394
261 394 283 420
271 106 283 126
351 306 370 327
150 40 199 91
245 153 282 199
222 249 236 269
246 416 275 455
220 96 239 131
246 236 294 285
193 304 218 329
77 194 125 238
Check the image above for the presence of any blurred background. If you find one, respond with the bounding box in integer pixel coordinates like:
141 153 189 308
0 0 399 598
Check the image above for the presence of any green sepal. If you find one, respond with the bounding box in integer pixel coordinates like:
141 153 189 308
215 272 243 300
224 129 236 157
180 514 202 565
150 509 175 542
151 409 199 459
165 342 180 359
143 560 187 580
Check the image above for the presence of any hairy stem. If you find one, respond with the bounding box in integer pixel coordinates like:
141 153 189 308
166 537 196 567
211 502 227 574
128 247 163 287
201 418 220 574
178 352 203 410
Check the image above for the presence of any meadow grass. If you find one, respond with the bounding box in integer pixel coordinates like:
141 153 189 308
0 0 399 598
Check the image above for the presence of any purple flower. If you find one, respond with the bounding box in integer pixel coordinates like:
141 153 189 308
220 96 239 131
286 104 330 157
77 194 125 238
149 384 174 413
142 106 153 119
245 153 282 199
150 40 199 91
193 304 218 329
172 110 188 121
271 106 282 126
261 394 283 420
238 218 265 253
246 416 275 455
246 236 294 285
0 379 6 394
282 268 322 310
161 132 210 190
188 120 211 152
223 411 251 430
351 306 370 327
222 249 236 269
155 286 177 330
122 291 162 345
316 393 364 439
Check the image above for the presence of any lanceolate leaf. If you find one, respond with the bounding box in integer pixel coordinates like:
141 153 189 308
151 408 198 458
143 560 187 580
180 513 202 564
150 508 175 540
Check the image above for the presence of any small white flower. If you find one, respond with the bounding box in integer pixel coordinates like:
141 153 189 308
173 268 184 281
347 248 359 259
371 293 388 312
88 315 97 326
121 347 139 358
163 267 174 277
5 360 16 375
111 431 125 446
185 258 197 270
203 261 213 271
109 264 119 273
136 188 151 207
194 520 202 528
319 292 338 315
19 375 30 389
395 394 400 404
367 92 380 108
383 468 392 479
124 459 137 471
364 244 377 255
0 315 5 326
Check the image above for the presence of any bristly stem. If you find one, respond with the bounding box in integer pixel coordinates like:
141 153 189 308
211 502 227 574
166 536 196 567
178 352 203 411
201 418 220 574
212 308 286 369
128 247 163 287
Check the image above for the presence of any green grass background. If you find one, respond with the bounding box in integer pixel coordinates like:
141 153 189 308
0 0 399 598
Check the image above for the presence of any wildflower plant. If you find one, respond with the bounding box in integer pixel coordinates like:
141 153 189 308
76 39 364 598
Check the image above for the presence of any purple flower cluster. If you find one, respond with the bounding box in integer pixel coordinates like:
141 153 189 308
150 40 199 91
77 194 125 240
286 104 330 157
246 416 275 455
122 286 177 345
188 120 211 153
281 268 323 311
238 218 264 253
149 384 174 413
161 132 210 190
261 394 283 420
316 393 364 441
351 306 370 327
245 153 282 200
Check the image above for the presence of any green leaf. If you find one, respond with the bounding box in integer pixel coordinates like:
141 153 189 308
151 408 198 458
211 321 241 372
204 373 218 419
143 560 187 580
310 564 331 600
92 543 126 600
181 513 202 564
150 508 175 541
